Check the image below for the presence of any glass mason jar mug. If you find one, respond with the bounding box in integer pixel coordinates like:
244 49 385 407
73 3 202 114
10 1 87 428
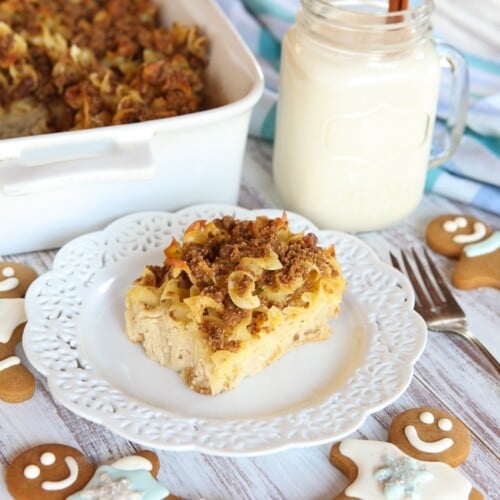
273 0 468 232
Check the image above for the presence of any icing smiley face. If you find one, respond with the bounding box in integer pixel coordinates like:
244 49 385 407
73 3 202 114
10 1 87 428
442 217 487 244
426 215 500 290
425 215 492 258
7 447 184 500
5 444 95 500
388 407 472 467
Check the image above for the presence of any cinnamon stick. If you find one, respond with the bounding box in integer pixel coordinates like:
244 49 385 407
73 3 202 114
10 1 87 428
389 0 409 12
388 0 400 12
388 0 409 23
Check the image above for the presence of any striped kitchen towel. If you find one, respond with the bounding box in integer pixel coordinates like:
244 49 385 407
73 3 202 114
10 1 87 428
215 0 500 216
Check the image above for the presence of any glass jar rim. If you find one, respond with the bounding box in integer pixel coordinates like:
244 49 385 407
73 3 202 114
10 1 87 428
300 0 433 30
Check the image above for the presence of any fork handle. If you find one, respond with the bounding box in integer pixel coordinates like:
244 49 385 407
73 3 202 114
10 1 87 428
447 326 500 375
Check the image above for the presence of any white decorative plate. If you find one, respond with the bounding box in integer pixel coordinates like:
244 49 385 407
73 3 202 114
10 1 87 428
24 204 426 456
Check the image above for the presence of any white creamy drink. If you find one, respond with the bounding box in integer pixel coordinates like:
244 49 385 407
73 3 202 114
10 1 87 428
273 0 466 232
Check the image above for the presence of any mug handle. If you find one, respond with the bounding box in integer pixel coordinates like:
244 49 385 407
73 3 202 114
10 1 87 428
428 42 469 168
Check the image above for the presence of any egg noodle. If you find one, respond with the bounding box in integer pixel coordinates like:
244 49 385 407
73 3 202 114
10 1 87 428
133 215 342 349
0 0 208 139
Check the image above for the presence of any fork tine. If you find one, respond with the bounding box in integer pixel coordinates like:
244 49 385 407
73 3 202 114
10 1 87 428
422 248 463 309
399 250 432 310
410 248 442 305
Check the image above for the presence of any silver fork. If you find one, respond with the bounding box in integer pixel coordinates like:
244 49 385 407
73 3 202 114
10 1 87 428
390 247 500 375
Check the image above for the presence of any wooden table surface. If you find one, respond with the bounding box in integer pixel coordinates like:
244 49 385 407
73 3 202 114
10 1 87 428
1 1 499 499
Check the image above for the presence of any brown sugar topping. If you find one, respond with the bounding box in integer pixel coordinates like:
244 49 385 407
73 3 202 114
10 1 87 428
179 215 337 292
143 215 341 352
0 0 208 138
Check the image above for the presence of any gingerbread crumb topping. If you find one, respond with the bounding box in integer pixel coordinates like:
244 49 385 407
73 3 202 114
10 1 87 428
135 214 342 352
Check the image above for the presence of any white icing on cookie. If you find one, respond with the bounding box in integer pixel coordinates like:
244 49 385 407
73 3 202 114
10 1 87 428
438 419 453 432
2 267 15 278
443 217 468 233
404 425 454 453
339 439 472 500
41 452 56 466
0 356 21 372
443 220 458 232
111 455 153 471
0 278 19 292
41 456 79 491
0 298 26 343
419 412 435 424
453 222 487 244
0 269 20 292
24 465 40 479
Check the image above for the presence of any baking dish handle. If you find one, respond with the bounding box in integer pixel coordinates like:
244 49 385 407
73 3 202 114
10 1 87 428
0 143 154 196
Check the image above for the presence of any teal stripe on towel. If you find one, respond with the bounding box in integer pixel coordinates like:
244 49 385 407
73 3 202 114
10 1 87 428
425 166 444 192
243 0 296 22
261 103 277 141
258 30 282 62
465 128 500 157
465 52 500 75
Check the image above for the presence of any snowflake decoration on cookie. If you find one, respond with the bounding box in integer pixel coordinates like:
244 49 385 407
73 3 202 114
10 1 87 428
67 465 169 500
374 454 433 500
79 472 142 499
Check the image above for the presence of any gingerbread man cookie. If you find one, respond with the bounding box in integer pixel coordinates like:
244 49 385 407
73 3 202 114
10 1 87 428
425 214 500 290
6 445 183 500
5 443 95 500
0 262 38 403
388 407 471 467
330 407 483 499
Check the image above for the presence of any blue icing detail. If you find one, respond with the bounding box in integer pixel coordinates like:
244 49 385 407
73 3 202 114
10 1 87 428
374 454 433 500
464 231 500 258
67 465 169 500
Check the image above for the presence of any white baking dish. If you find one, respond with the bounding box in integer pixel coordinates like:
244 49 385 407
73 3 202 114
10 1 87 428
0 0 263 255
